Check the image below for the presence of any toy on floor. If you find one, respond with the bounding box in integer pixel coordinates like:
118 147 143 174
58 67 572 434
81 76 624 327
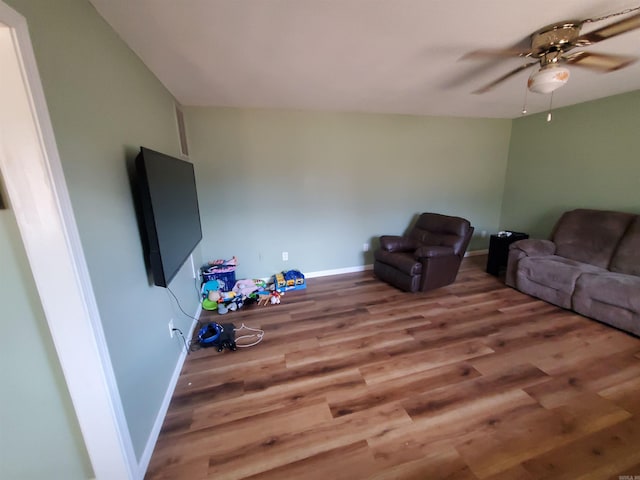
198 322 237 351
270 291 281 305
202 280 221 298
271 270 306 292
218 295 244 315
201 280 221 310
219 291 236 302
255 290 282 306
283 270 306 291
257 291 272 306
233 278 259 297
273 272 286 291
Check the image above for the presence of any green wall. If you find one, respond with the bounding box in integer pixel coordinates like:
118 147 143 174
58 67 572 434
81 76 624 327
187 108 512 279
0 210 92 479
501 90 640 237
6 0 201 463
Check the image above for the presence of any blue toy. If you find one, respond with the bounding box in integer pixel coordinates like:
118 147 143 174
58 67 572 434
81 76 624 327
282 270 306 291
201 280 220 298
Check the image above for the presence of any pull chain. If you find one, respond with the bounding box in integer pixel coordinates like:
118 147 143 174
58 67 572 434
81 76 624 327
521 86 529 115
546 91 554 122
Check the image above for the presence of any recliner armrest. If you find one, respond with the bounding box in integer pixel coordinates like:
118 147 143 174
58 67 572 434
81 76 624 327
379 235 420 252
510 238 556 257
414 245 455 259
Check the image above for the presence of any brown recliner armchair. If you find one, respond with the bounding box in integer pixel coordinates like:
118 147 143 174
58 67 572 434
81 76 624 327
374 213 474 292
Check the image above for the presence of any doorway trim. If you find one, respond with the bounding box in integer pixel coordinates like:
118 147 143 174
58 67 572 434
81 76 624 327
0 3 137 478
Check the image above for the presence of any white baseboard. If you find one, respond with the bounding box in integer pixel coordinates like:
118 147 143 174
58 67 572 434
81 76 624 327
304 249 489 278
137 302 202 478
304 264 374 279
304 249 487 279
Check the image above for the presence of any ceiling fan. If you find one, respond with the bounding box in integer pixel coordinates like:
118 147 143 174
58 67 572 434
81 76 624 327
465 6 640 95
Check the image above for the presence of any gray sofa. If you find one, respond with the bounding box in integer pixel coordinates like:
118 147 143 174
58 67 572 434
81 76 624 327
506 209 640 337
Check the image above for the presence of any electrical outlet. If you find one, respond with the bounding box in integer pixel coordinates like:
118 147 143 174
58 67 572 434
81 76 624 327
282 251 288 261
168 319 174 338
481 230 488 238
363 243 370 252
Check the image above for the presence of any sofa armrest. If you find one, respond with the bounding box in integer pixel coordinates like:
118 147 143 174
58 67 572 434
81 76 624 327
414 245 455 259
379 235 419 252
509 238 556 257
505 239 556 288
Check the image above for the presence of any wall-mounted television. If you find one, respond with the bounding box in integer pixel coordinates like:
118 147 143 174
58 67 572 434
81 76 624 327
135 147 202 287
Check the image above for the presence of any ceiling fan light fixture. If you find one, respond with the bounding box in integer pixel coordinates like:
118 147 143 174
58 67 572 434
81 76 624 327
527 64 570 94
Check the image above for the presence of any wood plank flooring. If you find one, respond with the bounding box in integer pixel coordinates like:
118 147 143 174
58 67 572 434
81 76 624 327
145 256 640 480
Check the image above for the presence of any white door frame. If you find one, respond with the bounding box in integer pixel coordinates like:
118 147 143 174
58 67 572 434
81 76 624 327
0 3 137 479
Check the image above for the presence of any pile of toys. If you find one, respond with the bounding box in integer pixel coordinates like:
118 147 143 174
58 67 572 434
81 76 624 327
200 257 306 315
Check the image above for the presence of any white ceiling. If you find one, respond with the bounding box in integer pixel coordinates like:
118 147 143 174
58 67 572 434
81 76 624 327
89 0 640 119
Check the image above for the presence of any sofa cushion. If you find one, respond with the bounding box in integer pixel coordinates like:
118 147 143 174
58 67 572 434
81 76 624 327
573 271 640 336
609 216 640 276
552 209 634 269
516 256 604 309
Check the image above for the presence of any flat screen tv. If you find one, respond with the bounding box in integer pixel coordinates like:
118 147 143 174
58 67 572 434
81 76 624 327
135 147 202 287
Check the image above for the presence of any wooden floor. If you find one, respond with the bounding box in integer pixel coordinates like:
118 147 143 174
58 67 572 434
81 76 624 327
146 257 640 480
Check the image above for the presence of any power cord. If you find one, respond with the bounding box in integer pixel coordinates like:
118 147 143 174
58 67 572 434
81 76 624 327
166 287 207 353
188 338 202 353
166 286 199 321
171 327 190 354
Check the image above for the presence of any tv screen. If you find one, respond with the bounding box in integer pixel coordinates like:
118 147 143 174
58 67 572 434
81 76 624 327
135 147 202 287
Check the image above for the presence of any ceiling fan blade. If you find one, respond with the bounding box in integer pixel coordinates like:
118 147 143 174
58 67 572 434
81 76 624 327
564 51 637 71
472 62 538 94
577 12 640 44
461 48 532 60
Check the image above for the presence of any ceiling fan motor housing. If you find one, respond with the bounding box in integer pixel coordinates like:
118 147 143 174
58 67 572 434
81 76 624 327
527 22 580 94
530 22 583 56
